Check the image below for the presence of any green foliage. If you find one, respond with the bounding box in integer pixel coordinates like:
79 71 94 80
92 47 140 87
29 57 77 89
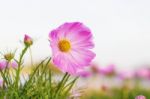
0 46 77 99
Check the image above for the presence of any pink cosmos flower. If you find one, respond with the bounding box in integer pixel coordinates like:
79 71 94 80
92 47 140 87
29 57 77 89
135 95 146 99
49 22 95 74
24 34 33 46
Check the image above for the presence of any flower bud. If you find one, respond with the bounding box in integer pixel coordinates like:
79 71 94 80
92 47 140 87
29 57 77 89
4 53 14 62
24 34 33 46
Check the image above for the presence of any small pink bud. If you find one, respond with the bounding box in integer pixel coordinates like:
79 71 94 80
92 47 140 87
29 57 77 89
135 95 146 99
24 34 33 46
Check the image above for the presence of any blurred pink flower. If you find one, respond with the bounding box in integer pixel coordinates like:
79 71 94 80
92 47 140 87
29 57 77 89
0 61 7 70
77 70 92 78
49 22 95 74
24 34 33 46
135 68 150 79
135 95 146 99
0 60 18 70
99 64 116 76
90 63 100 74
9 61 18 69
117 71 135 80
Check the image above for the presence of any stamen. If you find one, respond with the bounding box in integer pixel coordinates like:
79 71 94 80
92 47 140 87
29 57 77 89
58 39 71 52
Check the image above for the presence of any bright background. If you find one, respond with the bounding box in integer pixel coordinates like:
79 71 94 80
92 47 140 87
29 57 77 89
0 0 150 70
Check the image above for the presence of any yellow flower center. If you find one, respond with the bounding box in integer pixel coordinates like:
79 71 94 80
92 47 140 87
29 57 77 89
58 39 71 52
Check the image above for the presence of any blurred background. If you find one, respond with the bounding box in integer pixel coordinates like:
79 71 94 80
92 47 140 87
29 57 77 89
1 0 150 98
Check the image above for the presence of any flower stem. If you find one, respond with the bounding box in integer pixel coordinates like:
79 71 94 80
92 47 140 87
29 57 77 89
15 46 28 89
63 77 79 96
2 61 10 86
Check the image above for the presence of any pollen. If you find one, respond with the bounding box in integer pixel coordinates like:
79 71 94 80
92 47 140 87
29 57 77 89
58 39 71 52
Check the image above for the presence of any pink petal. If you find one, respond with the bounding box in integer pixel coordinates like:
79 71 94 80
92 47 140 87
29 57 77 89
70 49 96 66
52 53 78 74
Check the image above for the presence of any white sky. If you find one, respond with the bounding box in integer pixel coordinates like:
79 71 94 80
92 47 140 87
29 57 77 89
0 0 150 70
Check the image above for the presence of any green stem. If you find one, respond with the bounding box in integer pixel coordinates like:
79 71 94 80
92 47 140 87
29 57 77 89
0 71 8 87
2 61 10 86
63 77 79 96
4 61 9 75
57 75 70 93
15 46 28 88
53 73 70 98
62 77 79 91
21 57 49 94
5 61 12 86
49 70 52 99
